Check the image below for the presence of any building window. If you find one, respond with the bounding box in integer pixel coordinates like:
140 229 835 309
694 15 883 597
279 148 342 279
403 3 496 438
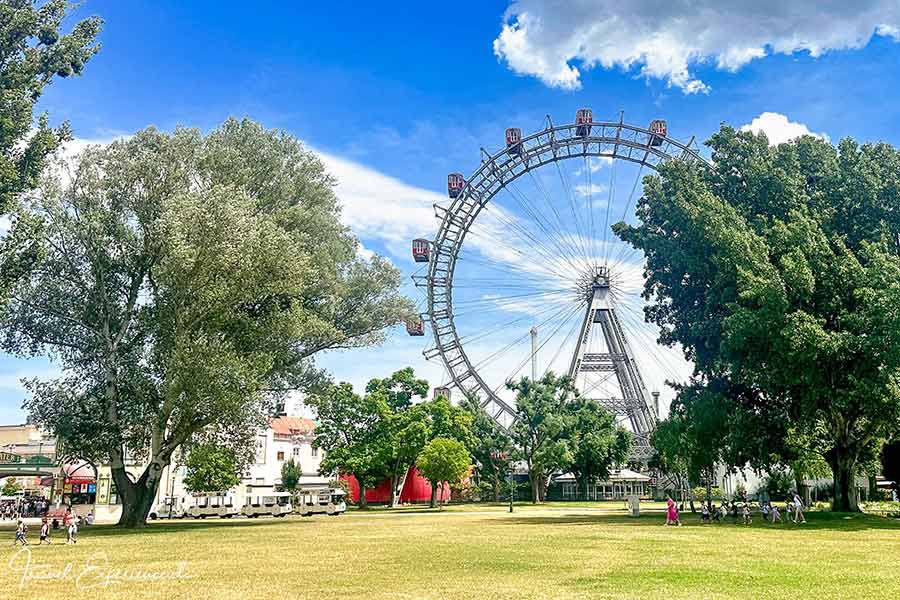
293 447 300 457
277 451 284 461
311 447 318 458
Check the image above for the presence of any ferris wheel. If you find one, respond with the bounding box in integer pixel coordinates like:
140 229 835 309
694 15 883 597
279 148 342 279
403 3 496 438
408 110 709 458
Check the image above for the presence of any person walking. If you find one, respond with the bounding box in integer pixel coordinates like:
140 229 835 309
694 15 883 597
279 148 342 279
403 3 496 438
39 517 52 545
64 507 78 544
792 492 806 524
742 503 752 525
665 495 682 526
14 519 28 546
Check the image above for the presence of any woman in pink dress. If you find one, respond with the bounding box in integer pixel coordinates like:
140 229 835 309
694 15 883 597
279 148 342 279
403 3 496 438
665 496 682 526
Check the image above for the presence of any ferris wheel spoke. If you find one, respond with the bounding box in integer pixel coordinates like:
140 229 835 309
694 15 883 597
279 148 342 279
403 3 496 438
469 205 578 282
472 302 576 373
526 170 593 273
602 152 618 268
492 302 584 392
609 163 646 269
542 302 586 376
456 298 575 346
555 160 594 266
501 182 589 276
615 308 687 383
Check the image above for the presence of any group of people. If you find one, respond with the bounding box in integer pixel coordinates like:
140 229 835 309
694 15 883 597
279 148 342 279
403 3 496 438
666 492 807 526
1 497 50 520
12 506 83 547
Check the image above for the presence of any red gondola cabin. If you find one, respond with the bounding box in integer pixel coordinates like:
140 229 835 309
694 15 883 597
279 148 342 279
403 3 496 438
649 120 667 147
412 238 430 263
406 317 425 337
447 173 465 199
576 108 593 137
505 127 523 156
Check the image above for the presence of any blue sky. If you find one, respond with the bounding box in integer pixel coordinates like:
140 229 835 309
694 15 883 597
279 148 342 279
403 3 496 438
3 1 900 422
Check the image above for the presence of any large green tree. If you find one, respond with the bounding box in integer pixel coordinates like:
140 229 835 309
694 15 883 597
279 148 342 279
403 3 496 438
416 437 471 510
507 373 575 503
615 126 900 511
461 394 513 502
418 395 473 507
566 396 631 500
1 0 102 214
182 444 241 494
365 368 429 507
2 119 412 526
309 382 388 509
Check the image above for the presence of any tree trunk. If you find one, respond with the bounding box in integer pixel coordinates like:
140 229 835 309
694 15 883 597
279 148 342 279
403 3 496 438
112 465 163 528
358 482 368 509
492 473 501 503
531 476 540 504
389 473 398 508
430 483 437 508
831 451 860 512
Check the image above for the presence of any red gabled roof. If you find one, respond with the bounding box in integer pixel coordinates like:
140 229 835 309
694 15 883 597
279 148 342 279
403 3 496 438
269 416 316 436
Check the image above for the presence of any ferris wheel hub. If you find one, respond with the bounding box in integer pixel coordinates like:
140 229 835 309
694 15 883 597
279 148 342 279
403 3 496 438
575 265 612 302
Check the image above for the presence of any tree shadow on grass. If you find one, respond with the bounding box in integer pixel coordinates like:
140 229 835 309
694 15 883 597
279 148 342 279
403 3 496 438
492 511 900 532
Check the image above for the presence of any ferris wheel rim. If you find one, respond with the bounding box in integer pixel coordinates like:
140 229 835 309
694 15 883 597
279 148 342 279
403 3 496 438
423 118 709 425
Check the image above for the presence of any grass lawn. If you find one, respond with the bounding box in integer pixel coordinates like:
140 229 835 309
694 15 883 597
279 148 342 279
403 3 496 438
2 503 899 599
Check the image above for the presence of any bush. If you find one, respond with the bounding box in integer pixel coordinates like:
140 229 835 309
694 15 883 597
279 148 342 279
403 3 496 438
761 469 793 500
692 486 724 501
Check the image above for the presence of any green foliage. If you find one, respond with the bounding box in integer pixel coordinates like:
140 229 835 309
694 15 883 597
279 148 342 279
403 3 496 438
310 381 387 506
566 396 631 496
0 0 102 213
508 373 576 503
281 458 302 494
417 437 471 508
2 118 412 525
311 367 473 508
762 469 794 500
616 125 900 512
1 478 21 496
692 486 724 501
365 368 430 505
461 394 513 502
182 444 241 494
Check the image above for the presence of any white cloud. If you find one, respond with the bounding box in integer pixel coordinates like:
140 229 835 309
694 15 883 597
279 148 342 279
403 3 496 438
493 1 900 93
574 183 606 197
739 112 827 146
314 150 438 259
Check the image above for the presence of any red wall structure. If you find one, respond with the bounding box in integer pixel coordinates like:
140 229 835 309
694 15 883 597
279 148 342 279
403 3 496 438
342 466 449 504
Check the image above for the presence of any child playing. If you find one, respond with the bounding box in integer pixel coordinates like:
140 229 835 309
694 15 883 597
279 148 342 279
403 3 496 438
700 502 710 523
742 503 752 525
771 504 782 523
14 520 28 546
39 517 51 545
64 508 78 544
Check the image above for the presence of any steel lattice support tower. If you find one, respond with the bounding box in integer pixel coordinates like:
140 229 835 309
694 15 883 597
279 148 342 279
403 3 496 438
568 268 657 460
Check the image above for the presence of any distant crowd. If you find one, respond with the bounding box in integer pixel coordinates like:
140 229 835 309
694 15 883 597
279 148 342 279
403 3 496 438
665 493 807 526
1 497 51 520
